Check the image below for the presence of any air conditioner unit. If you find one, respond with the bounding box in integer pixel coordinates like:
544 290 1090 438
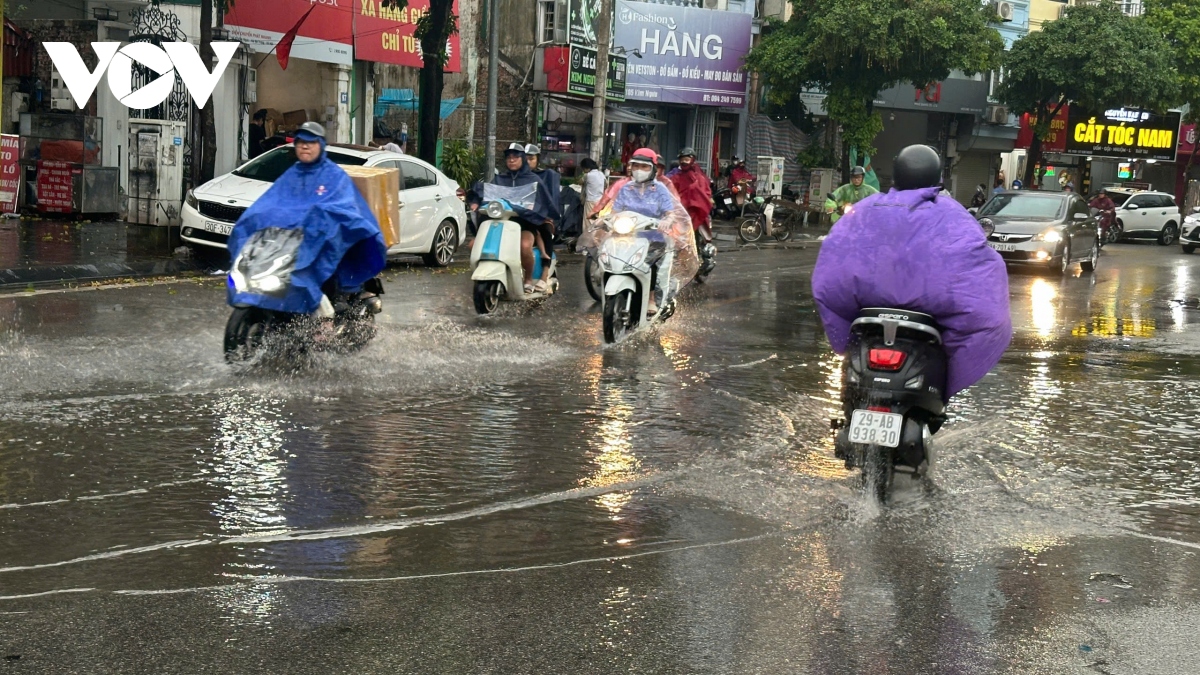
986 105 1009 125
243 68 258 104
991 1 1014 21
50 97 74 111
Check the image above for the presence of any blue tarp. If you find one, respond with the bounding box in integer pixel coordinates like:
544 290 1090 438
373 88 464 119
228 153 387 314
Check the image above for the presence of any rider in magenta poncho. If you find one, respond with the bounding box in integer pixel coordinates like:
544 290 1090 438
811 145 1012 399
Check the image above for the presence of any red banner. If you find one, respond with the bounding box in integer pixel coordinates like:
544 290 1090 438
1180 123 1197 156
36 160 79 213
0 134 18 213
1016 105 1069 153
225 0 353 65
354 0 461 72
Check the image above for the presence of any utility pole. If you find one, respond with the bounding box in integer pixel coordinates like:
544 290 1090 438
589 0 611 164
484 0 499 174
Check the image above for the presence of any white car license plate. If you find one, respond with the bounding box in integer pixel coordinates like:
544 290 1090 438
204 220 233 236
724 198 733 205
988 242 1016 252
848 409 903 448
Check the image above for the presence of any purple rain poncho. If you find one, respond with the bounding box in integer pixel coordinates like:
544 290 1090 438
811 186 1013 398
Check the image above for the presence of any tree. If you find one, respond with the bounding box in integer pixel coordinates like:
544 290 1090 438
383 0 459 165
746 0 1003 160
1145 0 1200 173
998 1 1179 187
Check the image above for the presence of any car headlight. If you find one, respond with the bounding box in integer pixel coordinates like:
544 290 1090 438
186 189 198 210
612 216 636 235
1185 215 1199 225
1034 229 1063 243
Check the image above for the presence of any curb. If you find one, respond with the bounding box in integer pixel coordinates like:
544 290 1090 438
0 258 205 291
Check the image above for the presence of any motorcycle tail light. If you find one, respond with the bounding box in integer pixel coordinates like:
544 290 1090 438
868 348 907 371
732 186 741 194
867 405 891 413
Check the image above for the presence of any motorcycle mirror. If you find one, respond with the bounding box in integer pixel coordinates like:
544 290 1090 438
1072 212 1089 221
967 207 978 216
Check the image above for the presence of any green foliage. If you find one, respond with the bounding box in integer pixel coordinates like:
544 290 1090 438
747 0 1004 151
1145 0 1200 124
796 135 838 170
439 140 484 189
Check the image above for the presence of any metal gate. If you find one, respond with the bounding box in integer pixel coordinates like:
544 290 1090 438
692 108 716 177
127 6 193 205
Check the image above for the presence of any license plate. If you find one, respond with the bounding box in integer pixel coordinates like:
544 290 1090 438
204 220 233 236
848 409 903 448
988 242 1016 252
724 198 733 205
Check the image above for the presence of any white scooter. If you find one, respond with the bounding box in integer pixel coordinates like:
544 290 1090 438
469 183 559 314
597 211 677 343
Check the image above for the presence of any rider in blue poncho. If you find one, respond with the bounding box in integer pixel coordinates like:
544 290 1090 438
227 122 387 315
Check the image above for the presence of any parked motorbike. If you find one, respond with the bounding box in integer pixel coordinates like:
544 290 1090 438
224 227 384 364
711 178 755 221
832 308 947 503
470 183 559 314
738 195 791 243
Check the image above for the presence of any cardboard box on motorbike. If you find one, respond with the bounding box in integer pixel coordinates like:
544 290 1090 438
342 166 401 249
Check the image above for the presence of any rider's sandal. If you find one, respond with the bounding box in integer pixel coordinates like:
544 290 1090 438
534 279 549 294
524 283 536 294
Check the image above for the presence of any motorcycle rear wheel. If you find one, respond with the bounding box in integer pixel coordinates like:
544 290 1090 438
772 221 792 242
861 445 895 504
603 289 636 343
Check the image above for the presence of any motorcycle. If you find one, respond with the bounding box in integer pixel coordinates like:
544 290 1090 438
711 178 755 221
832 308 948 503
825 192 855 224
224 227 384 364
737 195 791 243
694 221 717 282
594 210 699 343
1091 206 1119 245
470 183 559 314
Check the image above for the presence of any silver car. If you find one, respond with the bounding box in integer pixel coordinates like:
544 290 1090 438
976 191 1100 275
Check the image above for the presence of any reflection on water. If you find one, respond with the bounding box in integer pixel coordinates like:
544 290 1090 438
1030 278 1058 338
580 353 640 517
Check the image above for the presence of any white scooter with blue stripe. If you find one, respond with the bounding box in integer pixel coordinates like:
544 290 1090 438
470 183 559 314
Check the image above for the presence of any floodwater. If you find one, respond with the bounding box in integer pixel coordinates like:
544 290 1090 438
1 245 1199 673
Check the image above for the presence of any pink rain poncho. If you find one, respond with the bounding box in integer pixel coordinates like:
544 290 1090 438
811 187 1013 398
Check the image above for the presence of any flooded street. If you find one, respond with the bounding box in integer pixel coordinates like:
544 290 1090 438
2 244 1199 673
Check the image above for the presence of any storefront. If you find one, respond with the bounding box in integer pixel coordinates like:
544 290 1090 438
225 0 354 149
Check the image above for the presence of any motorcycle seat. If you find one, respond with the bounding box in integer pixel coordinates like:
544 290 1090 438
856 307 939 328
852 308 942 345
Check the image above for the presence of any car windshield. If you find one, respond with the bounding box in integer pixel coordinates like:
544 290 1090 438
1107 192 1132 206
979 193 1065 220
232 147 368 182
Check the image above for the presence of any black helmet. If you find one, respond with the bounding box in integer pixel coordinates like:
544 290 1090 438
295 121 326 140
732 155 742 163
678 146 696 158
893 145 942 190
850 166 866 177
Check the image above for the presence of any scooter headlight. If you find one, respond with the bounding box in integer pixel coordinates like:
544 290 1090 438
484 201 505 220
252 274 284 293
612 216 636 235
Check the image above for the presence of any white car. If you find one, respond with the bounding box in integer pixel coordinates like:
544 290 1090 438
181 144 468 266
1181 205 1200 254
1105 188 1182 245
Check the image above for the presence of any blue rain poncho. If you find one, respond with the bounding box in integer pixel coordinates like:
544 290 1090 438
227 150 387 314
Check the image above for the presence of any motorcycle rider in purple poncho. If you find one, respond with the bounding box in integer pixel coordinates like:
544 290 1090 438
811 145 1012 399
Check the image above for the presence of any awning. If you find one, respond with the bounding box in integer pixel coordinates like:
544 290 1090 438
550 98 664 126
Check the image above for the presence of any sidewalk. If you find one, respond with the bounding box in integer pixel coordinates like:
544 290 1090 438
0 218 208 291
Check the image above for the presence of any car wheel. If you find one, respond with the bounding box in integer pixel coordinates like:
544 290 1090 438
1183 244 1196 255
1081 239 1099 273
1159 222 1178 246
423 220 459 267
1058 240 1072 276
1111 219 1124 243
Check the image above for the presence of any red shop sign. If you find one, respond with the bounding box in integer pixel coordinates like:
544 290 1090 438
36 160 79 213
1016 105 1069 153
354 0 461 72
0 134 19 213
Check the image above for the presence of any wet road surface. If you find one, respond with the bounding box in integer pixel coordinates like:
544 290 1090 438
1 243 1199 673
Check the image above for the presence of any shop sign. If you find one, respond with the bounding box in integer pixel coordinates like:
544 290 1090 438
36 160 79 213
567 44 626 101
1015 106 1069 153
225 0 353 66
355 0 462 72
872 78 988 115
570 0 604 48
1180 123 1197 156
1064 107 1181 162
614 1 751 107
0 135 18 214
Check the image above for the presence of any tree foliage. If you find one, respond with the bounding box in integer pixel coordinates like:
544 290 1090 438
1145 0 1200 125
746 0 1004 153
383 0 459 165
998 0 1179 185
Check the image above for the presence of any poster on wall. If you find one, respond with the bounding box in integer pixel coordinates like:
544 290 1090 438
1064 107 1181 162
355 0 462 72
36 161 79 213
0 135 19 213
225 0 353 65
614 1 752 107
